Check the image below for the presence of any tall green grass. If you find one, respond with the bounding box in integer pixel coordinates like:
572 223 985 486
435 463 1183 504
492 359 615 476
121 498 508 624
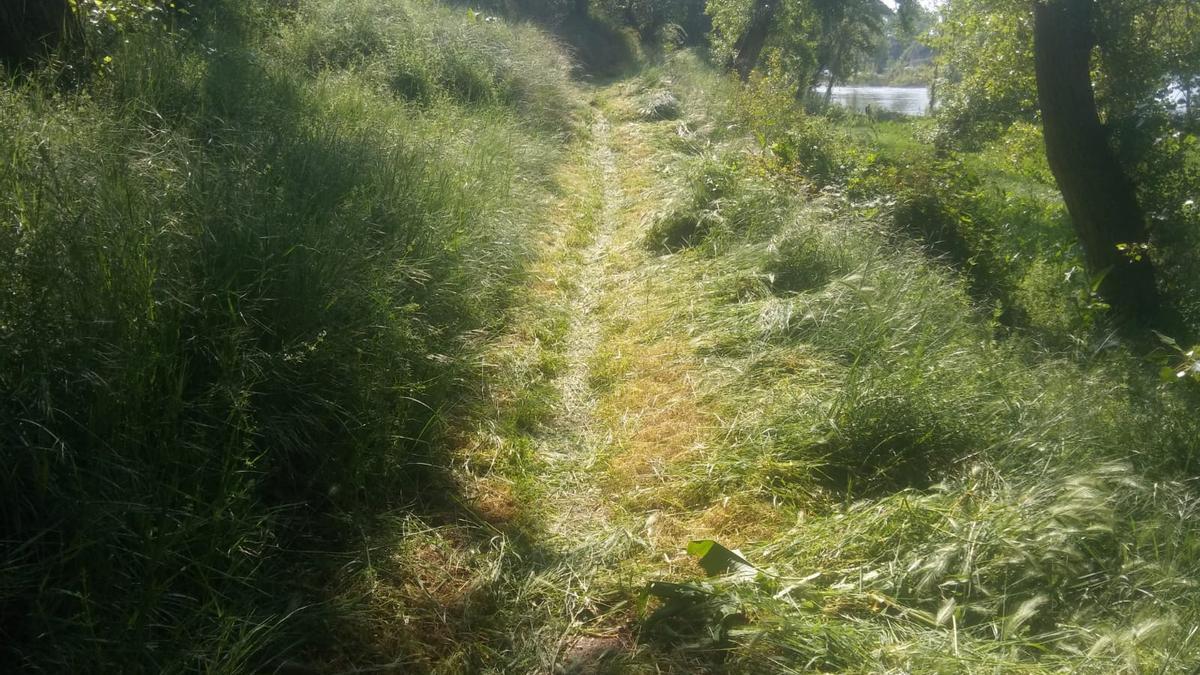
0 0 575 670
285 0 577 131
631 51 1200 672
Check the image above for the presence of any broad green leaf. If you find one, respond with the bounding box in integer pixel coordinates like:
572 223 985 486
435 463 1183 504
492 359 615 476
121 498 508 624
687 539 758 579
1154 330 1180 348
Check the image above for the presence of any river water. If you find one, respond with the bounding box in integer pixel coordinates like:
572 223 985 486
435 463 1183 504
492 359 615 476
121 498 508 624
824 86 932 116
826 82 1192 118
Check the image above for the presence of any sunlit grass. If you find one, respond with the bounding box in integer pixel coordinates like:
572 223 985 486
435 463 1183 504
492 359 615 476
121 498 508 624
3 9 1197 671
580 53 1200 672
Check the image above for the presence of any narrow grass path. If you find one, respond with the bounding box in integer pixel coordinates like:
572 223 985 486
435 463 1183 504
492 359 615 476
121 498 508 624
529 106 640 674
456 82 789 672
454 82 741 672
536 111 618 536
514 87 687 674
356 80 797 673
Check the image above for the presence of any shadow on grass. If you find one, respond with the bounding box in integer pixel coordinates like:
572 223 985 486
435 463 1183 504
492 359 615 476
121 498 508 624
0 4 565 671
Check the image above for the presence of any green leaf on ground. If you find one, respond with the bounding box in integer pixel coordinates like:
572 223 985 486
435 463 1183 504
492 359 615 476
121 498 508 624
687 539 758 579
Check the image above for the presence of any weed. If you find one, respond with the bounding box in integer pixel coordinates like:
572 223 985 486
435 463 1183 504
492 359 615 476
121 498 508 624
763 225 847 294
638 88 681 120
644 154 736 251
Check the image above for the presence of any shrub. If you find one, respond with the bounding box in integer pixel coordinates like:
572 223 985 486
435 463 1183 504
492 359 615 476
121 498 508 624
645 154 736 251
763 225 845 293
638 88 682 120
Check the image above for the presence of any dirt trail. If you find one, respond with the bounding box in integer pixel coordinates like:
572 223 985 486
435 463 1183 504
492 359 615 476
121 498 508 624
516 105 646 672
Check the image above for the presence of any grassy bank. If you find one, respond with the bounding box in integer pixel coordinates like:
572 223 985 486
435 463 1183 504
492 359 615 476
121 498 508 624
611 52 1200 671
0 1 577 670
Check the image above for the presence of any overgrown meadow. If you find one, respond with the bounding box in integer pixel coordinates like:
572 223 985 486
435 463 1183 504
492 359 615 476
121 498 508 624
0 0 577 669
3 0 1199 671
621 52 1200 671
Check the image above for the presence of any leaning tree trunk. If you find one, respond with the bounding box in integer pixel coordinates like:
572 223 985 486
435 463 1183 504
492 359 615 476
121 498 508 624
0 0 75 67
823 35 843 105
929 61 939 111
733 0 777 81
1033 0 1160 320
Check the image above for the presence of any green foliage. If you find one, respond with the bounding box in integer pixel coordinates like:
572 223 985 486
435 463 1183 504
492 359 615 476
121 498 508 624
928 0 1199 330
768 117 849 183
635 54 1200 671
730 71 1116 344
591 0 708 43
929 0 1037 146
977 120 1056 185
704 0 754 60
286 0 576 131
707 0 822 87
1132 122 1200 327
707 0 910 96
931 0 1199 153
0 0 575 669
736 73 852 182
1093 0 1200 127
852 2 935 86
809 0 890 88
69 0 178 28
728 73 1036 316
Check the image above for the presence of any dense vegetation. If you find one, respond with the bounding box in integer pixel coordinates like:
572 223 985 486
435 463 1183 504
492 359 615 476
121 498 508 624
622 52 1200 670
2 0 1198 672
1 0 576 669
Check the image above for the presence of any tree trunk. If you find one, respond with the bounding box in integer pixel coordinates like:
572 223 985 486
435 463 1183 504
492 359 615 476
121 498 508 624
929 61 939 111
1033 0 1159 320
733 0 777 81
0 0 75 67
797 60 825 103
809 59 826 87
